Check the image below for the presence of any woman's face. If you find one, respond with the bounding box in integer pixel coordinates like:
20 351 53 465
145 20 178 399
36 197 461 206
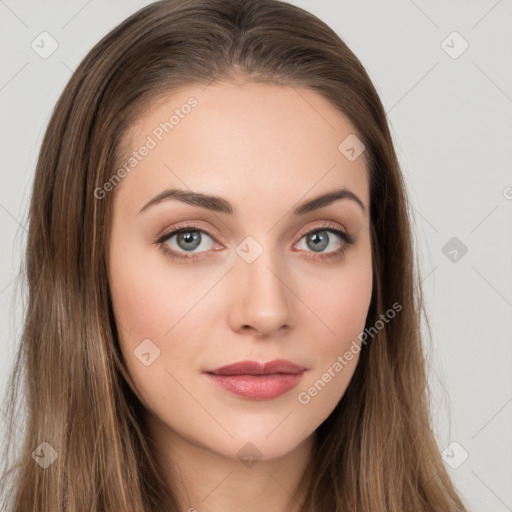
108 80 372 463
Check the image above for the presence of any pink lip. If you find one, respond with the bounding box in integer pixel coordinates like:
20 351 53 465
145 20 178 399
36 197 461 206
204 359 307 400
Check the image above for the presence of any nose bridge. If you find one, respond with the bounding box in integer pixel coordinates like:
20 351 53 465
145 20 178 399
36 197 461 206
229 234 292 335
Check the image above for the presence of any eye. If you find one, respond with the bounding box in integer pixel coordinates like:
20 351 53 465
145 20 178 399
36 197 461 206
154 224 219 263
153 222 355 263
294 223 355 262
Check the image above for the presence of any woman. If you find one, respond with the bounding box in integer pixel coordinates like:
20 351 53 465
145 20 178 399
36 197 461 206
0 0 469 510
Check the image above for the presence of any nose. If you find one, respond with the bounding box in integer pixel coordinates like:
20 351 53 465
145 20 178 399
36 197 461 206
228 248 292 338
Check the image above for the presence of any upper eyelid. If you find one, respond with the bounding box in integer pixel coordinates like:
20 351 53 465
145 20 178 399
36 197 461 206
154 221 219 244
158 222 350 246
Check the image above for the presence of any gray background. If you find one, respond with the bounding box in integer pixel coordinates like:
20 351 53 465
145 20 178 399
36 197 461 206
1 1 511 510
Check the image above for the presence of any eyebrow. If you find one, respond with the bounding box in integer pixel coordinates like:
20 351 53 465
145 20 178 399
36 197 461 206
138 187 366 216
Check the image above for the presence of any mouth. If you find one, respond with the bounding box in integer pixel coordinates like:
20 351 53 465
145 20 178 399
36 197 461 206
203 359 307 400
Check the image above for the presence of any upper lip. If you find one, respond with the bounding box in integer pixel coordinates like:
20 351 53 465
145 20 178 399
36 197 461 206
205 359 307 376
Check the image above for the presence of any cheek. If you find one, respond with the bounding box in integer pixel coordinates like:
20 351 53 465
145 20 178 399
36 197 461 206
109 237 201 340
298 249 373 348
108 241 223 401
108 238 176 380
294 250 372 411
109 258 168 340
108 257 189 414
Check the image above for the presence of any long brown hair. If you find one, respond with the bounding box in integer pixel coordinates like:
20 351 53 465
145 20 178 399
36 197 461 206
0 0 469 510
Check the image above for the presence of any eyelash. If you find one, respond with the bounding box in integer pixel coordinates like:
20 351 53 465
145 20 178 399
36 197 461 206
153 222 355 263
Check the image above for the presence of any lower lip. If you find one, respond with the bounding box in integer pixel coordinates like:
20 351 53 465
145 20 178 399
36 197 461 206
204 371 306 400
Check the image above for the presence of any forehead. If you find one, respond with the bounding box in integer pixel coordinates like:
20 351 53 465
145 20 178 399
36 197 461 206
114 81 369 215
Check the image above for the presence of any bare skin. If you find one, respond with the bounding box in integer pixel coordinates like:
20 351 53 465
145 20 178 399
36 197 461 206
108 79 373 512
